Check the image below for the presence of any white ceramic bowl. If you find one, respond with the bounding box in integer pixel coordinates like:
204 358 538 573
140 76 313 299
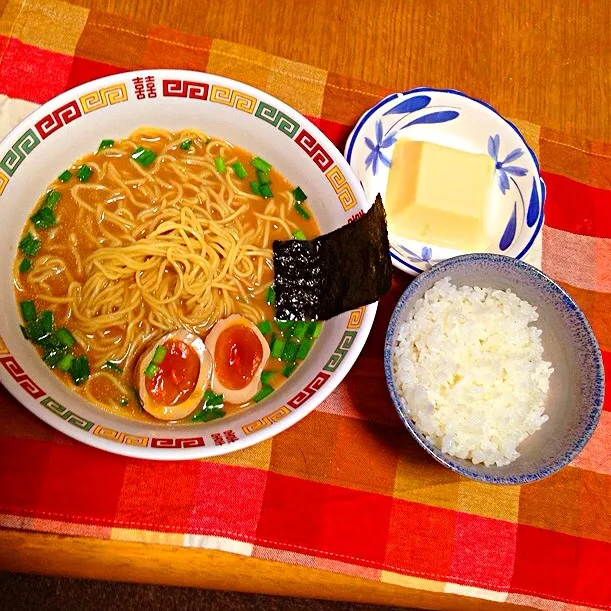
345 88 545 275
0 69 376 459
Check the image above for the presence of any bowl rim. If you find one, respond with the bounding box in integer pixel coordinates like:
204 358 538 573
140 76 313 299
384 252 605 484
0 68 378 460
344 87 546 275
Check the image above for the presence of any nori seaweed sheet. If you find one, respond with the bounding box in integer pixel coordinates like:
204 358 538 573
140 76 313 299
272 195 392 321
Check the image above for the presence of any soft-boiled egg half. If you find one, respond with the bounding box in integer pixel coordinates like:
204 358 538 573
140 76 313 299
135 329 213 421
205 314 270 405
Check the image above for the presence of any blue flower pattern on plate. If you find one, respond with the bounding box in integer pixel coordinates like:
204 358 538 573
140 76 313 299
364 120 396 175
487 134 528 194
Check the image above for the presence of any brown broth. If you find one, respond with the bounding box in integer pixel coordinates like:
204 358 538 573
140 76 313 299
14 128 320 423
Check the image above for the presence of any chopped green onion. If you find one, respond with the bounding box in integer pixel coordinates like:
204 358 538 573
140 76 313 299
18 233 41 257
58 170 72 182
39 310 53 333
253 384 274 403
58 354 74 372
261 370 275 385
20 300 36 322
257 320 272 335
44 347 66 368
30 207 56 230
292 229 306 240
307 321 323 339
144 362 159 379
204 390 224 407
151 345 167 365
19 325 29 340
180 139 192 150
214 156 226 173
26 320 49 344
19 259 32 274
119 397 129 407
77 165 93 182
297 337 313 360
251 156 272 173
266 285 276 306
231 161 247 179
98 139 114 151
281 340 299 363
69 355 90 385
282 363 297 377
103 361 123 374
257 170 271 185
292 186 307 202
259 183 273 199
192 406 225 422
42 190 61 210
293 321 309 340
55 327 75 348
270 337 286 359
294 202 310 220
250 181 262 196
131 147 157 167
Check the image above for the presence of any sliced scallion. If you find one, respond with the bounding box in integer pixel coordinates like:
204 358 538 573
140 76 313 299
259 183 273 199
270 337 286 359
293 321 309 340
55 327 75 348
214 156 226 173
253 384 274 403
103 361 123 374
261 370 275 385
307 321 323 339
204 390 224 407
98 139 114 151
131 147 157 167
257 170 271 185
266 285 275 305
39 310 53 333
19 258 32 273
231 161 247 179
30 207 56 230
251 156 272 173
20 300 36 323
296 337 313 360
69 355 90 385
250 181 262 196
281 340 299 363
180 139 192 150
292 186 307 202
120 397 129 407
57 354 74 372
42 190 61 210
77 165 93 182
192 406 225 422
144 362 159 379
292 229 306 240
18 233 41 257
294 202 310 220
257 320 272 335
151 345 167 365
282 363 297 377
58 170 72 182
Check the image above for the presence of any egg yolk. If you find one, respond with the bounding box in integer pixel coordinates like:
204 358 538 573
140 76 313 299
145 340 200 405
214 324 263 390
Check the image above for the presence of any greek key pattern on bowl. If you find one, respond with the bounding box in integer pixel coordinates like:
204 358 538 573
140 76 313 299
0 129 40 176
35 101 82 139
41 396 94 430
162 79 209 100
210 85 256 113
80 84 128 113
254 101 300 137
92 425 149 446
242 405 291 435
294 128 334 171
325 165 357 211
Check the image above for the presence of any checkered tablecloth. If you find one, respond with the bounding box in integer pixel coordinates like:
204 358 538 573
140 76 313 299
0 1 609 609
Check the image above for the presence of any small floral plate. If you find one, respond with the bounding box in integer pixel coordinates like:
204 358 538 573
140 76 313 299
344 88 545 275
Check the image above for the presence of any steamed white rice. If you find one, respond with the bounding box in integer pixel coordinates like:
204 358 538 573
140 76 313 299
393 277 553 467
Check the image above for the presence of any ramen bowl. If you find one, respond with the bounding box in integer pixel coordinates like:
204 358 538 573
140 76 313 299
0 69 376 459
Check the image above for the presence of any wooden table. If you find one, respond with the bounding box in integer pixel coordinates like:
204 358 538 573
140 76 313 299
1 1 609 609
